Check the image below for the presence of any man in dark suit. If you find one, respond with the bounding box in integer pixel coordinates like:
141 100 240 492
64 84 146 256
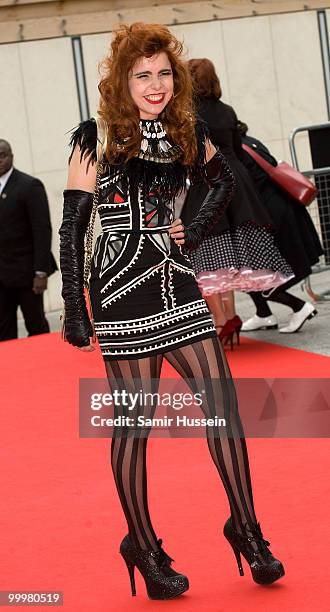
0 138 58 340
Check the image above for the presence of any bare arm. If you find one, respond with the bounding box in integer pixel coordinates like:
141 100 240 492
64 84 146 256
66 144 97 192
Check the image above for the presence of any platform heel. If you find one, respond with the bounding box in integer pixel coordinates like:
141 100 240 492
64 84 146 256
119 534 189 600
223 517 285 585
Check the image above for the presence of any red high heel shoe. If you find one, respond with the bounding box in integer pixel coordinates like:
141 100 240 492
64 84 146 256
215 321 235 350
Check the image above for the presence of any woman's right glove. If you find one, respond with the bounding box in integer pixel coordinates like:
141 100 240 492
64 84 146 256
183 150 235 252
59 189 94 347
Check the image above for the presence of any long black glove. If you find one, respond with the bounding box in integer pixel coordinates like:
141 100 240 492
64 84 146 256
59 189 94 347
183 150 235 252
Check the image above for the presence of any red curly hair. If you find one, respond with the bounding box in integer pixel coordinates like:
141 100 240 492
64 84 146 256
98 22 197 165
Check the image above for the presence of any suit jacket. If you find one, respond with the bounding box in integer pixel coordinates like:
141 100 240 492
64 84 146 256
0 168 58 287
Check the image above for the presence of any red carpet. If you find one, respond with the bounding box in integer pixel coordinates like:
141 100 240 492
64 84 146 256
0 332 329 611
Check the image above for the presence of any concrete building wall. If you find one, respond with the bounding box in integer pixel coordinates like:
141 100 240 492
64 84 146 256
0 9 328 314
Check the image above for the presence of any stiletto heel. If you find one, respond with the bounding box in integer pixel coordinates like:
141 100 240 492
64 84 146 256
223 517 285 585
223 331 234 350
231 315 242 346
122 555 136 595
228 541 244 576
119 534 189 600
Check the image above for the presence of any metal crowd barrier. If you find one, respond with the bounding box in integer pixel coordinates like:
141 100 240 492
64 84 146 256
289 122 330 301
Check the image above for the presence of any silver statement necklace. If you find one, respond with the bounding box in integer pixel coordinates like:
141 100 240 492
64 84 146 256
139 119 181 163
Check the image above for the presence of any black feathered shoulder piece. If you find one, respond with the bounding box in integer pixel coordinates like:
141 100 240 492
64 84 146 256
66 114 209 201
68 118 97 169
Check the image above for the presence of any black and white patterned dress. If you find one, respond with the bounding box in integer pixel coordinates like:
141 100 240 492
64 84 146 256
77 118 218 360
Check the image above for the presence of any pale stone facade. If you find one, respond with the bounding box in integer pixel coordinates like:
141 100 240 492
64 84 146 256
0 1 329 312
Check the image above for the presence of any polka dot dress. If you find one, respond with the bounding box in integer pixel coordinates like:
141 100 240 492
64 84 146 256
189 221 294 295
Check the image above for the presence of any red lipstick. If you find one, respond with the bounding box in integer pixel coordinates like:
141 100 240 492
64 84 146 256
143 94 166 105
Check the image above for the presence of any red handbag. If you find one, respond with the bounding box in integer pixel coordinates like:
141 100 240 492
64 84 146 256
242 143 317 206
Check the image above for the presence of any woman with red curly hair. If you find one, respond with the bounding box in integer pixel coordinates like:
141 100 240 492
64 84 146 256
59 22 284 600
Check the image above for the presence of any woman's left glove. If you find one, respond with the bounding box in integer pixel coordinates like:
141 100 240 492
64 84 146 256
59 189 94 347
183 150 235 252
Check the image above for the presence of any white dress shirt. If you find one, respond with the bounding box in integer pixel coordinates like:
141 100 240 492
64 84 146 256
0 166 14 194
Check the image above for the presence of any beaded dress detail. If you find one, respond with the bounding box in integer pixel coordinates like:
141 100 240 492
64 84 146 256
139 120 182 162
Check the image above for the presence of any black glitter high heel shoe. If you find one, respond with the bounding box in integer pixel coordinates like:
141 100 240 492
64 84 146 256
223 517 285 585
119 534 189 599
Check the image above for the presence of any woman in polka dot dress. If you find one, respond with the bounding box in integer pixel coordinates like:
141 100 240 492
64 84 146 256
181 59 293 345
